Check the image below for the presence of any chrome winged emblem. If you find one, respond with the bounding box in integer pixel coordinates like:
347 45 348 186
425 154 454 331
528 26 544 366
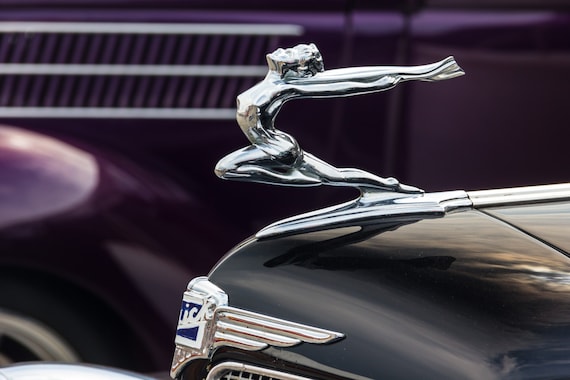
170 277 344 378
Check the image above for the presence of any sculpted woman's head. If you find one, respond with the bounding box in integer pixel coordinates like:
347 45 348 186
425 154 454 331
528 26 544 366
266 43 324 78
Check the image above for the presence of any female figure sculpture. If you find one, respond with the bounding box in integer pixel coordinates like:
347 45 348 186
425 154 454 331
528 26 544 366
215 43 464 194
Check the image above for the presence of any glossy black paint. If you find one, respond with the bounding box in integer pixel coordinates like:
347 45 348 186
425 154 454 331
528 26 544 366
209 202 570 379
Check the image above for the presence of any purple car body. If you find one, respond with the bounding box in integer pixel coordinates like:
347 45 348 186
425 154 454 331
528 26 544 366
0 0 569 373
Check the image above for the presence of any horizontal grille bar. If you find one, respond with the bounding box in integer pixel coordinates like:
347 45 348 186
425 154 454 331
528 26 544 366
0 22 304 36
207 362 312 380
0 64 268 76
0 22 304 119
0 107 236 119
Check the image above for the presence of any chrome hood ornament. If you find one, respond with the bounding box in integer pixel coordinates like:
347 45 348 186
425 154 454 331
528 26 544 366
171 277 344 379
215 43 463 194
214 43 467 237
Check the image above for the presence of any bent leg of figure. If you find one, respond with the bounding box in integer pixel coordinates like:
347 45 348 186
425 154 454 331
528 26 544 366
337 168 422 193
236 164 322 186
302 152 422 193
215 145 261 178
215 145 322 186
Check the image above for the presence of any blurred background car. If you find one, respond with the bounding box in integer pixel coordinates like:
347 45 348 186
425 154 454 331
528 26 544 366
0 0 569 374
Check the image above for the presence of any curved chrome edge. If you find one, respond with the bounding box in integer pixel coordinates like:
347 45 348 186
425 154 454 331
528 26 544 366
256 190 472 239
468 183 570 208
0 363 156 380
257 183 570 239
206 361 313 380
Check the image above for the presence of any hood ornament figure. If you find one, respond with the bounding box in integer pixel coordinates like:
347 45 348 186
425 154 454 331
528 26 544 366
216 43 469 237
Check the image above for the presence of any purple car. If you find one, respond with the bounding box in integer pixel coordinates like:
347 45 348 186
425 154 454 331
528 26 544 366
0 0 569 374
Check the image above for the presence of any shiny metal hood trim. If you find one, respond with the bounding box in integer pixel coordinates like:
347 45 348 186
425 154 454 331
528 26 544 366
256 182 570 238
469 183 570 208
256 190 472 239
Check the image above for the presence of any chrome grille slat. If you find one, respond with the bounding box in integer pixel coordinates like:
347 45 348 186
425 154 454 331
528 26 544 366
0 22 303 119
0 64 268 76
0 107 237 119
0 22 302 35
206 362 313 380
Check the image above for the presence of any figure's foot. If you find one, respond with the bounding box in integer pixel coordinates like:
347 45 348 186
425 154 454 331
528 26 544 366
383 177 423 193
397 182 424 194
360 177 423 194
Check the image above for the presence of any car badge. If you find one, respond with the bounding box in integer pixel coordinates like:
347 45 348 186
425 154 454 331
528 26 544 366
171 277 344 378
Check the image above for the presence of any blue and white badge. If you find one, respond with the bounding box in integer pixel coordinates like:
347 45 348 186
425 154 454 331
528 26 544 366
175 295 207 349
171 276 344 379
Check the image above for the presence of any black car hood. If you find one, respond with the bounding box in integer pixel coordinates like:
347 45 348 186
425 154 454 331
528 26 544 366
483 201 570 256
209 203 570 379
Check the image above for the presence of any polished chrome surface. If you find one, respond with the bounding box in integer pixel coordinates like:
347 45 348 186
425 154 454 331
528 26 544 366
206 361 313 380
215 43 463 194
215 43 465 236
0 64 267 76
0 108 237 119
213 305 343 349
469 183 570 207
257 190 472 239
0 22 302 119
171 277 343 379
0 22 302 35
0 363 156 380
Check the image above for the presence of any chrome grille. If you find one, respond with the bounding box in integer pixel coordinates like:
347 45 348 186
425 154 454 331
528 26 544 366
207 362 313 380
0 22 303 118
221 371 277 380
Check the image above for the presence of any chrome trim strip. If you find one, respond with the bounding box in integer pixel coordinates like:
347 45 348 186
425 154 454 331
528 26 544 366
0 107 236 119
468 183 570 207
0 22 303 36
0 64 267 77
206 361 312 380
256 190 472 239
214 306 343 349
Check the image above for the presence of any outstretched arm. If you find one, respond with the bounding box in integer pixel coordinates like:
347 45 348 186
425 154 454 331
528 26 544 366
284 56 464 98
